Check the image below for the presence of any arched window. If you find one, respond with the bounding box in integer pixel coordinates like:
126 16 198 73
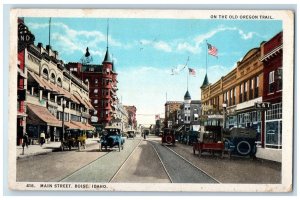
57 77 62 86
95 79 98 84
42 68 48 78
50 73 55 82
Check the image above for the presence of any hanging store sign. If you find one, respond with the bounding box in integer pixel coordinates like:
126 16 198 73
91 116 98 122
255 102 271 110
18 23 35 52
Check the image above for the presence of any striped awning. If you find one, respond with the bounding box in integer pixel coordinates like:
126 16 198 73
27 103 62 127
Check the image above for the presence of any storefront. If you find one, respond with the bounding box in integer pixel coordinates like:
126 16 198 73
265 102 282 149
26 103 62 144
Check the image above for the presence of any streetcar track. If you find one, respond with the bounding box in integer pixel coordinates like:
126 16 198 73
148 140 173 183
109 138 143 182
150 140 220 183
59 149 110 182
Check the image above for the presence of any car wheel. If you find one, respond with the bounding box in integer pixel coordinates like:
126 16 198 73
236 141 251 156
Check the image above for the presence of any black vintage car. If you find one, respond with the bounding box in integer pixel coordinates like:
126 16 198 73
99 126 125 152
127 130 136 139
223 127 257 157
161 128 175 146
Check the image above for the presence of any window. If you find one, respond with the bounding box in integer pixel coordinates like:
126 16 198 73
94 110 98 115
42 68 48 78
89 68 94 72
85 79 88 83
95 79 98 84
244 81 247 101
94 99 98 104
269 71 275 93
57 77 62 86
254 76 259 98
277 68 282 91
50 73 55 83
94 89 98 94
233 87 236 105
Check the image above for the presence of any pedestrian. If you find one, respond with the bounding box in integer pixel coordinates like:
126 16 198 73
40 131 45 146
22 132 29 155
143 132 146 140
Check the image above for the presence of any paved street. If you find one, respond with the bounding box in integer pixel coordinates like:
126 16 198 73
17 135 281 184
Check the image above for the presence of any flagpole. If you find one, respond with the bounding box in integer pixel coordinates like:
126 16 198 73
205 40 208 74
187 67 189 91
49 17 51 47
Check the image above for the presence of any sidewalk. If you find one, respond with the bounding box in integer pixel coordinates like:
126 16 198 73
17 138 99 159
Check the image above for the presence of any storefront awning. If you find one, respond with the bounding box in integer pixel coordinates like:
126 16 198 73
83 98 95 110
73 93 90 109
70 121 94 131
27 103 62 127
28 71 51 91
65 121 80 130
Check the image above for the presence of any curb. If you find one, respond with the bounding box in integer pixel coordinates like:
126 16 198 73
17 140 100 159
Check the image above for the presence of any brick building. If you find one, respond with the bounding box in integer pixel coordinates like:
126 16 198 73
257 31 283 162
124 106 137 130
200 31 283 162
201 43 264 143
67 47 118 132
17 18 32 145
164 101 182 128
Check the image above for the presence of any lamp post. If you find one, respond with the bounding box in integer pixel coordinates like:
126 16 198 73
61 98 67 149
222 103 227 141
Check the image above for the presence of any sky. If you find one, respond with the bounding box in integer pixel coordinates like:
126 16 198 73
24 17 282 125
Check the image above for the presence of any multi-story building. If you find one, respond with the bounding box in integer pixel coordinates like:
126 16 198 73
200 31 283 162
177 91 201 131
111 102 129 132
17 18 32 145
164 101 182 128
24 39 94 143
258 31 283 162
201 43 264 143
66 47 118 132
124 105 137 130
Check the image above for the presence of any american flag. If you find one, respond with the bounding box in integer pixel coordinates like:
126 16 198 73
207 43 218 57
188 68 196 76
155 114 160 120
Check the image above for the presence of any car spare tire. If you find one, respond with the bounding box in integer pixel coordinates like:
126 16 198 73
166 135 172 144
236 140 251 156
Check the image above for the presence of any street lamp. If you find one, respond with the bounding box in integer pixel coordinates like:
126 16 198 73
61 98 67 148
222 103 227 141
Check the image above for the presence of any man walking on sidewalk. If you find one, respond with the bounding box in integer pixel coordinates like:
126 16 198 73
40 131 45 146
22 132 29 155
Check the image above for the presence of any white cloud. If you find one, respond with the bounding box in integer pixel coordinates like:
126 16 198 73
28 22 122 52
238 30 256 40
176 42 199 54
153 41 172 52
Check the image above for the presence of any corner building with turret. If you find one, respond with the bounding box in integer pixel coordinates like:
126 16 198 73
67 47 118 132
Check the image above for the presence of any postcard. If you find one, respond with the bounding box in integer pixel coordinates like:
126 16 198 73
9 9 294 192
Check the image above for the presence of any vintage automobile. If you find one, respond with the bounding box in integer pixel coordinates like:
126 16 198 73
127 130 136 139
193 127 257 158
99 126 125 152
161 128 175 146
223 127 257 157
61 129 86 151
